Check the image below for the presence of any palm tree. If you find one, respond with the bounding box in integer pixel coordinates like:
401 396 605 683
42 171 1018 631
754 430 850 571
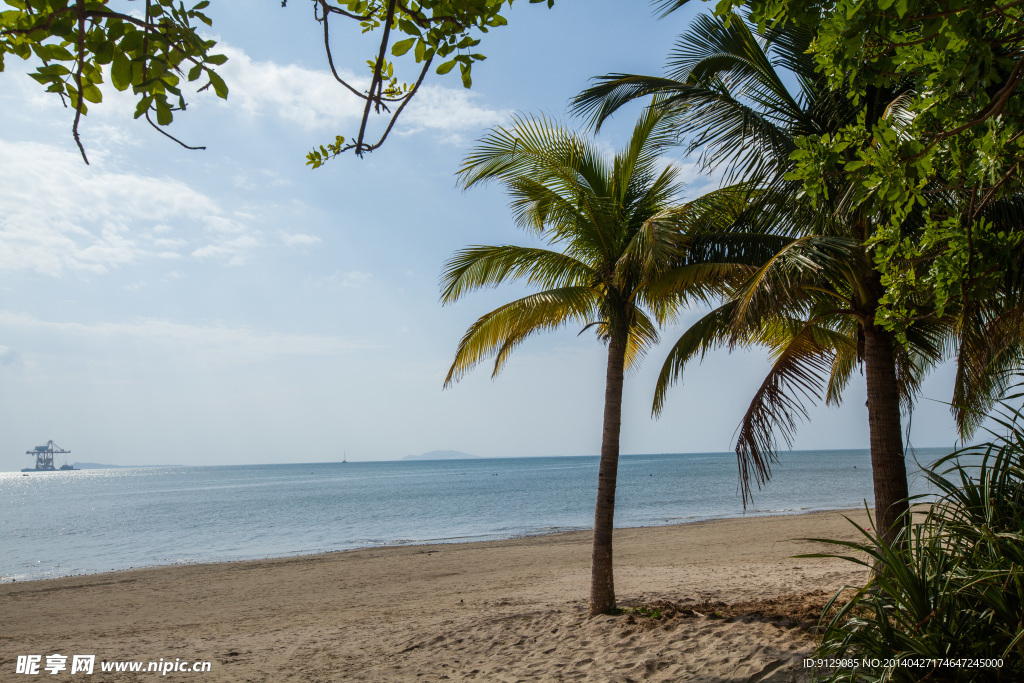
571 12 948 544
441 106 724 614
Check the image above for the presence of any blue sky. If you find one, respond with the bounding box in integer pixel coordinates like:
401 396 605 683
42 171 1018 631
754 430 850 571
0 0 966 470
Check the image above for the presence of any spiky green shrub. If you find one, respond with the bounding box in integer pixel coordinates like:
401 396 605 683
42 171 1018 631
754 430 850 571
805 400 1024 682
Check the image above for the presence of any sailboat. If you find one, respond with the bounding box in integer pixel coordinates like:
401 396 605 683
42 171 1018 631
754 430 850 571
342 450 347 464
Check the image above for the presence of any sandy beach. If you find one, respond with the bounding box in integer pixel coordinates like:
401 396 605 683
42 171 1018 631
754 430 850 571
3 509 871 681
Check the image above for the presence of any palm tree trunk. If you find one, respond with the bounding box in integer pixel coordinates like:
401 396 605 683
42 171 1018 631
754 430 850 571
863 323 910 545
589 333 627 616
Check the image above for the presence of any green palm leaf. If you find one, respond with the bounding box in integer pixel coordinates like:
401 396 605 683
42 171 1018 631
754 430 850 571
444 286 597 388
440 245 594 303
652 301 741 417
733 318 837 503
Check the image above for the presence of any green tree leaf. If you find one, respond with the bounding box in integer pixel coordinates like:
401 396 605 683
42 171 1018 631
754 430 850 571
155 98 172 125
391 37 415 56
207 70 228 99
110 52 132 91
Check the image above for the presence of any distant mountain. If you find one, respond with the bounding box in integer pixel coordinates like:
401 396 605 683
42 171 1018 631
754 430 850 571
401 450 480 461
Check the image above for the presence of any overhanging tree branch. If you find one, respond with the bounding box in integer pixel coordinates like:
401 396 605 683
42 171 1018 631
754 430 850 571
1 0 228 162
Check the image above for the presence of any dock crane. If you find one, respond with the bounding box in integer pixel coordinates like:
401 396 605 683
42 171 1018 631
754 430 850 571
22 441 73 472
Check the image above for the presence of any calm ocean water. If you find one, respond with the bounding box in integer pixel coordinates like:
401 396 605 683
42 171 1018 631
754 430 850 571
0 449 952 582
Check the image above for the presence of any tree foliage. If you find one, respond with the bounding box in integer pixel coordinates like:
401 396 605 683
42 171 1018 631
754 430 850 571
703 0 1024 339
2 0 553 164
0 0 228 163
300 0 554 167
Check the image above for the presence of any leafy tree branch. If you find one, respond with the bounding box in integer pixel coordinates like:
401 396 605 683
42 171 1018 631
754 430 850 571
1 0 228 163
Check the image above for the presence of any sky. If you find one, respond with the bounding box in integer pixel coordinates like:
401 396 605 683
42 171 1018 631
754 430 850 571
0 0 971 471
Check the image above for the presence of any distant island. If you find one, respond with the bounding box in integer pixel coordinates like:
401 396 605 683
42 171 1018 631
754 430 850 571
401 450 480 461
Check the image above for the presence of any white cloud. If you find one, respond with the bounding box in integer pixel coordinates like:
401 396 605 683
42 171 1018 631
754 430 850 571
217 46 367 130
0 345 21 366
191 233 263 266
401 86 506 132
204 216 248 234
214 45 503 135
311 270 372 288
262 169 292 187
153 237 187 249
0 140 263 274
280 232 322 247
0 311 371 364
233 169 293 192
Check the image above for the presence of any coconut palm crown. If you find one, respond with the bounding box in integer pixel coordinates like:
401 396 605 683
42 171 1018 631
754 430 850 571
442 106 708 614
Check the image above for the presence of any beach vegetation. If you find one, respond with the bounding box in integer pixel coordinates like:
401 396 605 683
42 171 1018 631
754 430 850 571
803 389 1024 682
441 105 741 615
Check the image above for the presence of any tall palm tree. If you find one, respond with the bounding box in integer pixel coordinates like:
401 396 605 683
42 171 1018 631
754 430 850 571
442 106 727 614
572 12 948 544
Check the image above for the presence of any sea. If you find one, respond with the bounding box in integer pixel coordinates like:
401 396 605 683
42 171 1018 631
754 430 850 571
0 448 954 583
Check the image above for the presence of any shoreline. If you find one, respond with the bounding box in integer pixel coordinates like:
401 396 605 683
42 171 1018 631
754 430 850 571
4 504 871 586
4 509 871 681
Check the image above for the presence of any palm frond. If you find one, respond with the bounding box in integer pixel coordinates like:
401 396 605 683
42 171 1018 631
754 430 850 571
954 305 1024 436
444 287 598 387
733 319 836 505
822 317 859 407
440 245 595 304
503 176 595 241
652 301 740 416
620 199 688 287
667 13 802 124
953 199 1024 435
645 261 749 306
459 114 608 193
618 99 685 182
624 308 660 370
759 20 818 105
573 12 824 185
894 316 949 411
571 75 686 132
653 0 691 18
728 235 858 330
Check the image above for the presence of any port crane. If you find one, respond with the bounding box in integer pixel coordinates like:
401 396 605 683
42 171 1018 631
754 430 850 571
23 440 73 472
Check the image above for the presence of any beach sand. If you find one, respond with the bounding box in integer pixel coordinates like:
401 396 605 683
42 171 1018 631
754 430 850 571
2 509 871 681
